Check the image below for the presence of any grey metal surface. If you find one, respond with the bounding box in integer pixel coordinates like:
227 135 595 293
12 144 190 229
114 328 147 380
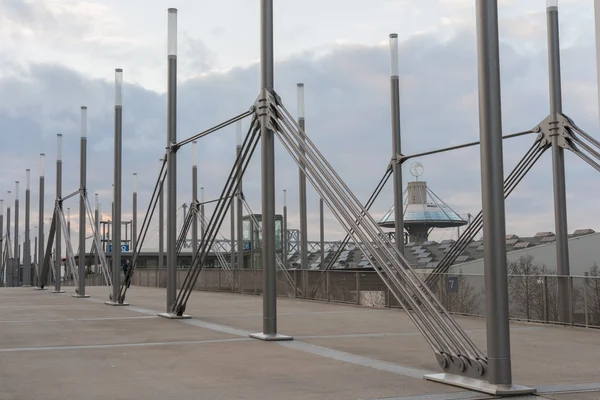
236 142 243 269
5 203 11 286
298 84 308 278
166 34 178 312
159 159 164 270
78 107 87 296
389 34 404 256
14 184 19 286
192 146 198 257
112 70 123 304
133 176 137 253
24 172 30 286
547 4 571 324
0 206 3 285
320 198 324 265
55 151 62 293
283 190 287 269
475 0 512 385
259 0 277 336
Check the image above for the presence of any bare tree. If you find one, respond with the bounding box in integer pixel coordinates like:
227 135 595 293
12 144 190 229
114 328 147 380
584 264 600 326
507 255 558 322
440 271 484 316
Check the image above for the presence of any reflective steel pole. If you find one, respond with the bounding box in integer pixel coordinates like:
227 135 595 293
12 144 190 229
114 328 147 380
0 200 3 286
159 159 164 270
38 155 45 287
94 194 100 275
6 192 11 287
250 0 291 341
389 33 404 255
14 181 19 286
166 8 178 314
53 135 63 293
192 141 198 257
476 0 512 385
282 190 287 269
546 0 570 324
107 69 125 305
132 173 137 254
76 106 89 297
319 198 324 266
24 171 31 285
236 125 243 269
297 83 308 277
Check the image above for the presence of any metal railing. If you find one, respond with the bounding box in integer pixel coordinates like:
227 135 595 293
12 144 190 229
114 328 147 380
116 268 600 329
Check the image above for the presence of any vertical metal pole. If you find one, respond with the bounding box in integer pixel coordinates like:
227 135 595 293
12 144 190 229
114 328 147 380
132 173 137 253
166 8 178 314
109 69 124 304
14 181 19 286
38 154 45 287
54 134 63 293
595 0 600 128
250 0 291 341
34 235 37 285
230 178 235 268
192 141 198 257
24 171 31 285
6 194 11 287
319 198 324 266
297 83 308 275
0 200 3 286
236 124 244 269
546 0 570 324
475 0 512 385
94 194 100 274
159 160 164 270
389 33 404 255
66 207 71 282
200 188 205 240
282 190 287 269
77 106 88 297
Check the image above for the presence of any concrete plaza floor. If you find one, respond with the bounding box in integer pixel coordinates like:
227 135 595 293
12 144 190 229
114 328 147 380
0 285 598 400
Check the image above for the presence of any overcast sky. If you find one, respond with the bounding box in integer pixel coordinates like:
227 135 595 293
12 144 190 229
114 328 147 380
0 0 599 254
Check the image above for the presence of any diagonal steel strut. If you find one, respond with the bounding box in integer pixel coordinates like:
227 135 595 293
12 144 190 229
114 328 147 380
268 89 488 379
173 117 260 316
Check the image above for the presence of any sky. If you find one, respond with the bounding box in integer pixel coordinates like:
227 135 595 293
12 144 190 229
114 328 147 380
0 0 599 256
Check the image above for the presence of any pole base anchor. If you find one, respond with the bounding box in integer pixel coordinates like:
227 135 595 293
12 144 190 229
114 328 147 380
104 301 129 307
424 373 536 396
157 312 191 320
72 294 90 298
249 332 294 341
34 287 48 291
51 290 65 294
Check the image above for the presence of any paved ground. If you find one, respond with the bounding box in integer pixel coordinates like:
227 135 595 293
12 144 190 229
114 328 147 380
0 285 598 400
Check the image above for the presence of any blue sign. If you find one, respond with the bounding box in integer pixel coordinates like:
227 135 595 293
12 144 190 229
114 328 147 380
447 276 459 293
107 244 130 252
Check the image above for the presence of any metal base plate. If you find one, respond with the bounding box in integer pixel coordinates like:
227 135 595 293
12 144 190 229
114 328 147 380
157 312 191 319
72 295 90 298
33 287 48 291
249 333 294 341
104 301 130 307
424 373 536 396
51 290 65 294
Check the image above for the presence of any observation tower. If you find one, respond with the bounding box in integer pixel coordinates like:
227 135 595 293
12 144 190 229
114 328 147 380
378 162 467 244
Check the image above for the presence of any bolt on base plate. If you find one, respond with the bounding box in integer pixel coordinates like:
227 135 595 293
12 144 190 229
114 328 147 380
249 333 294 341
104 301 129 307
424 373 536 396
157 312 191 320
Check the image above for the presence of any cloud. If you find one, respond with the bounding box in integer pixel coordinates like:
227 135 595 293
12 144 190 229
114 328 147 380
1 17 599 256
